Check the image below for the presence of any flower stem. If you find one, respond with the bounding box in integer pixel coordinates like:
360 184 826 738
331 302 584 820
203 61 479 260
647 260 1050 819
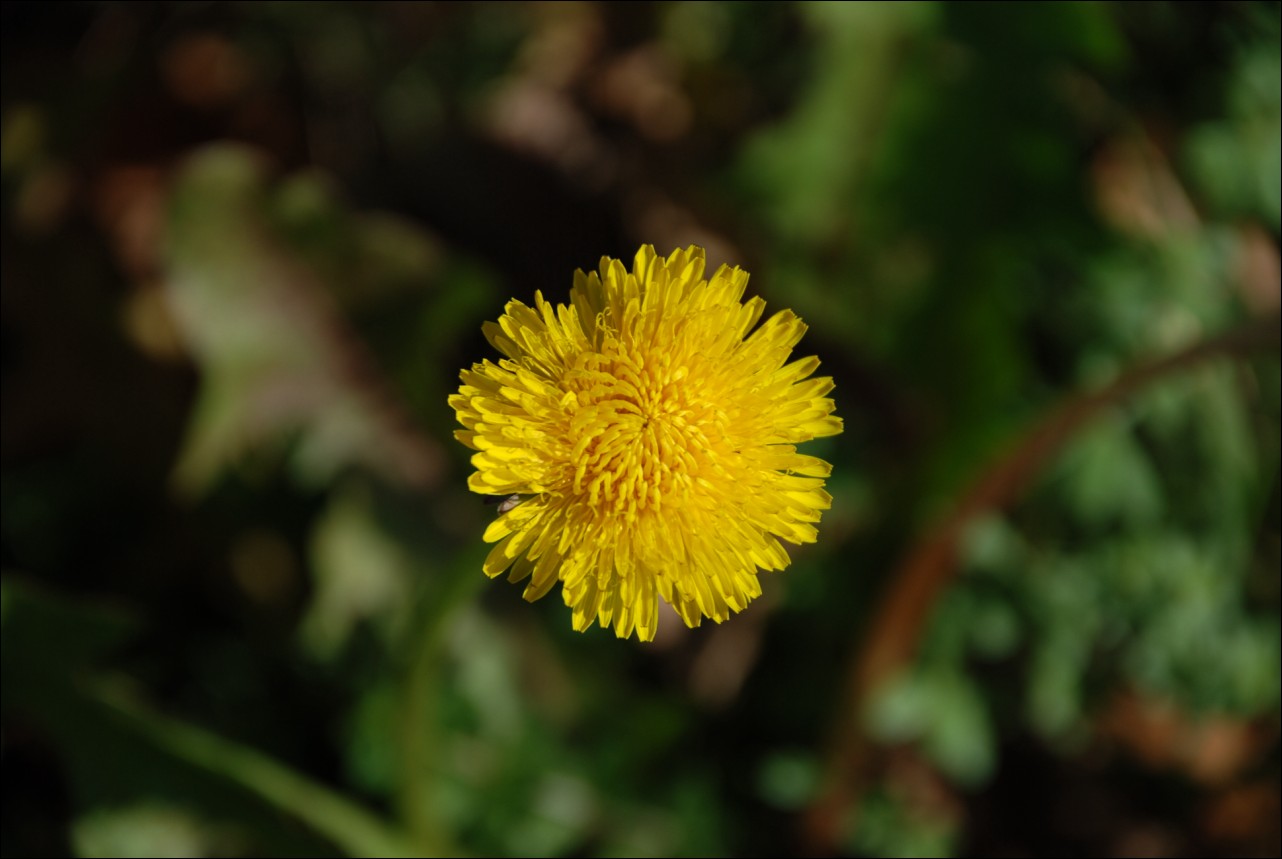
88 678 419 858
397 555 487 855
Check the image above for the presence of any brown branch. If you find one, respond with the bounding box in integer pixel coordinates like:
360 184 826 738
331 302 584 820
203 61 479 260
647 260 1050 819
804 310 1282 854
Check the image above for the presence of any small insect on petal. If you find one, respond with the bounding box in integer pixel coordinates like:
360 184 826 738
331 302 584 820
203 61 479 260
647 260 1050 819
483 494 523 514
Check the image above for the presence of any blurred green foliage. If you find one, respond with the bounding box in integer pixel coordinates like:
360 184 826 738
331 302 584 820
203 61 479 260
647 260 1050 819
2 2 1279 857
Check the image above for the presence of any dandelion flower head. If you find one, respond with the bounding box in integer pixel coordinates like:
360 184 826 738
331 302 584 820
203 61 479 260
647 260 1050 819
450 246 842 641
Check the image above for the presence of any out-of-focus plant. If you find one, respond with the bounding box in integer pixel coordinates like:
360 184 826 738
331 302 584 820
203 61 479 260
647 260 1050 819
2 3 1278 858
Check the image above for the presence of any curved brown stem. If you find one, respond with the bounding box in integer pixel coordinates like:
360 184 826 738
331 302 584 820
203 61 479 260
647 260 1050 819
804 310 1281 854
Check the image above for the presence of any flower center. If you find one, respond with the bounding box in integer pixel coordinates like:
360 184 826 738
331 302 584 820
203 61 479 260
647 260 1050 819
562 344 729 520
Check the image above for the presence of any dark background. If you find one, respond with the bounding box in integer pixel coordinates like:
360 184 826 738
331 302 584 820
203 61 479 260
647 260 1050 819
3 2 1279 856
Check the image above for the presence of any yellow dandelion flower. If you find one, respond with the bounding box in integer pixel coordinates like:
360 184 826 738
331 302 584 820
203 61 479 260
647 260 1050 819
449 245 842 641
